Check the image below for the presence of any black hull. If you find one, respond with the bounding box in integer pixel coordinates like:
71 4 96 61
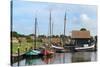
23 53 43 58
75 48 95 52
55 49 66 53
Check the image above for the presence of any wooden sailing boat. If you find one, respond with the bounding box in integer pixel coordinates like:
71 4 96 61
51 12 67 53
25 17 41 57
41 10 54 56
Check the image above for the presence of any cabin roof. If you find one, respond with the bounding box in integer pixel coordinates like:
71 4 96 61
71 30 91 39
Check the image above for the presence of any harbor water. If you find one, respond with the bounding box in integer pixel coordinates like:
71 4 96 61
12 51 97 66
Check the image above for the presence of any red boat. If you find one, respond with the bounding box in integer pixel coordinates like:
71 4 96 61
41 49 54 56
41 11 55 56
41 55 54 64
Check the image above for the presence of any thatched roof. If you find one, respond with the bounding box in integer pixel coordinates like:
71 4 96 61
71 30 91 39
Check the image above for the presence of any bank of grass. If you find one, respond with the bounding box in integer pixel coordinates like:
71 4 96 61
12 42 43 54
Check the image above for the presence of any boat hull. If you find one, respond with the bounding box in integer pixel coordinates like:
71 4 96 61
75 44 96 52
55 49 66 53
41 50 54 56
75 48 95 52
24 49 43 58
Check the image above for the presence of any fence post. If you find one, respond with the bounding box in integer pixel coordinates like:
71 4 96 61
25 47 27 52
18 47 20 66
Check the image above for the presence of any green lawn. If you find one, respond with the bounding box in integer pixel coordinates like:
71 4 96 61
12 42 43 54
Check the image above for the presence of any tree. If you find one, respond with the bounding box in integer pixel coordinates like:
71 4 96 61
26 36 33 43
38 35 46 38
19 34 26 37
60 34 67 38
80 28 87 31
51 35 56 38
28 34 35 36
11 31 27 38
11 31 19 38
55 35 59 38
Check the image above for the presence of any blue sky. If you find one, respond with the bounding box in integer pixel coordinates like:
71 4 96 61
12 0 97 36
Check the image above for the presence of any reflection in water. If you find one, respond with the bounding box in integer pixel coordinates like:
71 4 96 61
90 52 97 61
41 56 54 64
12 52 97 66
25 58 44 65
72 52 97 62
72 52 91 62
25 58 39 65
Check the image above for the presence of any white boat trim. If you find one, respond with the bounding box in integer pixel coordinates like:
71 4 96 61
75 44 95 50
51 45 64 50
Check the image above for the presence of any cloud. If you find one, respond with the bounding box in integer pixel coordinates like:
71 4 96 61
69 13 97 35
12 1 97 35
80 14 97 26
80 14 97 35
80 14 89 21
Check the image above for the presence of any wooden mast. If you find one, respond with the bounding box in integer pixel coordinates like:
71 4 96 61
63 12 66 46
63 11 67 63
52 21 53 37
34 17 37 49
49 10 52 48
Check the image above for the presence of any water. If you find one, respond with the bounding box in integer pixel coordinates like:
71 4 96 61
12 52 97 66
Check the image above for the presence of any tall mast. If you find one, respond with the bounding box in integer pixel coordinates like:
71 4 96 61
52 21 53 37
63 11 67 63
49 10 52 47
63 12 66 46
34 17 37 49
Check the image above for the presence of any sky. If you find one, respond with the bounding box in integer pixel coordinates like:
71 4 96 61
12 0 97 36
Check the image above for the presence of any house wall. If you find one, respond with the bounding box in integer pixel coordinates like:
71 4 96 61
72 39 90 47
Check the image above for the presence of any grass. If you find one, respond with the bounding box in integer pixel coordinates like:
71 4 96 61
12 41 43 54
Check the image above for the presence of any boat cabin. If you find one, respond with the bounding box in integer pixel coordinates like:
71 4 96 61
71 30 91 47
